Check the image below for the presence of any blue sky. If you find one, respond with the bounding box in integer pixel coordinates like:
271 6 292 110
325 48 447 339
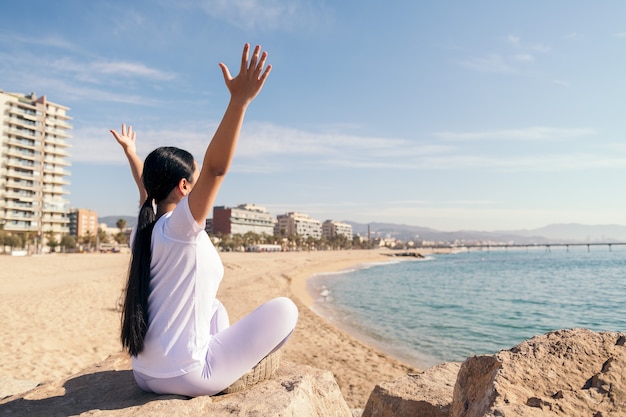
2 1 626 231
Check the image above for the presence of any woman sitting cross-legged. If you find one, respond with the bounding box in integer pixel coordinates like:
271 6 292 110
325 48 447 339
109 43 298 397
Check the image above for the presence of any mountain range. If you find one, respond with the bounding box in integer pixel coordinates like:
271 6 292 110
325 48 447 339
345 221 626 244
100 215 626 244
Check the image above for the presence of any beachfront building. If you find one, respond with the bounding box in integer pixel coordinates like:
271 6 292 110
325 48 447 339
0 90 72 249
212 203 275 236
68 208 98 238
322 220 353 240
275 212 322 240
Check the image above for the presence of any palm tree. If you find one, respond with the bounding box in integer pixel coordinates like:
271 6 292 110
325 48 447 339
116 218 127 233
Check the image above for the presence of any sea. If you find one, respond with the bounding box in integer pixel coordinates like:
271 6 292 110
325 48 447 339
308 245 626 369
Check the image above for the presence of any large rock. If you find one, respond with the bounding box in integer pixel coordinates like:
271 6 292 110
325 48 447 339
361 361 461 417
360 329 626 417
451 328 626 417
0 353 352 417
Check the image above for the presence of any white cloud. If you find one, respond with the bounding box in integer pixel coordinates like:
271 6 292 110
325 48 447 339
513 53 534 62
0 32 76 50
507 35 521 46
433 127 595 141
197 0 330 31
460 34 552 75
564 32 584 40
71 122 623 176
458 54 516 74
527 43 551 53
47 56 176 82
95 61 176 80
506 34 550 52
552 79 571 88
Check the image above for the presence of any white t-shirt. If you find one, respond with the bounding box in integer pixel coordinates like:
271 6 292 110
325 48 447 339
132 196 224 378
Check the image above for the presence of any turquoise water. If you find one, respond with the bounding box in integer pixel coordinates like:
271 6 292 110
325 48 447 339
309 246 626 368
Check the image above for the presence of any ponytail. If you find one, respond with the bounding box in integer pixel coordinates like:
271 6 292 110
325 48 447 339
120 146 195 356
121 198 156 356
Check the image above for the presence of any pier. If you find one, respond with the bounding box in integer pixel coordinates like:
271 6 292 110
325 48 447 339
456 242 626 253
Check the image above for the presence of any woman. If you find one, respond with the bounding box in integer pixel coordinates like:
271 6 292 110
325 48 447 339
109 44 298 397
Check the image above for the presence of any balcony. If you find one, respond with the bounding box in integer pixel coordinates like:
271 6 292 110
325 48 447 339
41 215 69 225
44 127 72 138
45 137 71 148
4 223 37 233
44 146 70 157
41 225 70 234
4 191 36 201
8 116 38 129
42 186 70 195
5 201 34 210
42 205 70 214
9 101 37 112
43 166 70 176
8 126 39 139
46 118 73 129
6 180 36 191
5 158 36 169
7 137 38 150
43 156 71 167
5 169 35 180
5 210 37 221
42 176 71 186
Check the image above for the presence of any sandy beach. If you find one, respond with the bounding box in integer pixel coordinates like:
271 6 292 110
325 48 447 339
0 249 418 408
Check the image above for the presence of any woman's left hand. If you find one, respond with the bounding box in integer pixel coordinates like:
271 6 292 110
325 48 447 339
219 43 271 106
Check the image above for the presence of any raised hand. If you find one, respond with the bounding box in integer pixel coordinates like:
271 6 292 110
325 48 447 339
109 123 146 204
110 123 138 153
219 44 272 106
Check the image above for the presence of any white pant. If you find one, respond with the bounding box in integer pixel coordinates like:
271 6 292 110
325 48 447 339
133 297 298 397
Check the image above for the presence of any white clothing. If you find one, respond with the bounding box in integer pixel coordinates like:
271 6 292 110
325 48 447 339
134 296 297 397
132 196 224 378
130 196 298 396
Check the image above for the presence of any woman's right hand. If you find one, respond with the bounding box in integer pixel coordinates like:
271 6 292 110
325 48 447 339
110 123 138 154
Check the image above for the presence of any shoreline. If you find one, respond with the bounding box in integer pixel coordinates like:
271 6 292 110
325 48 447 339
0 249 420 408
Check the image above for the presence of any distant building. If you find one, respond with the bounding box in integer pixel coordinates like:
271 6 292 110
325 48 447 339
0 90 72 244
212 203 275 236
247 244 282 252
68 208 98 238
322 220 353 240
275 212 322 239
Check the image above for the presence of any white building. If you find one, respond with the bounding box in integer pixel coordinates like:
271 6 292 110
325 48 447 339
275 212 322 239
322 220 353 240
213 203 276 236
0 90 72 246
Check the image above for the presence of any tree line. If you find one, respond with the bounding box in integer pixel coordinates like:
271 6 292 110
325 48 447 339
0 218 377 254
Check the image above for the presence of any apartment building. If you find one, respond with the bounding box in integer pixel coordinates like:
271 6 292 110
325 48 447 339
275 212 322 239
68 208 98 238
212 203 275 236
322 219 353 240
0 90 72 243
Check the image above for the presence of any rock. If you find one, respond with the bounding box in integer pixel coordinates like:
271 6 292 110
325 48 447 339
451 328 626 417
0 353 352 417
361 361 461 417
0 378 40 400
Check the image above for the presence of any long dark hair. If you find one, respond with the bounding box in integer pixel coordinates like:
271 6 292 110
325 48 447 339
121 146 195 356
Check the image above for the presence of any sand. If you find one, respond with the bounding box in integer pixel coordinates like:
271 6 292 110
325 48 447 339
0 249 418 408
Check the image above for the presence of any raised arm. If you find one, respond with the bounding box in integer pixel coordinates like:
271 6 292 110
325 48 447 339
188 43 271 223
109 124 148 206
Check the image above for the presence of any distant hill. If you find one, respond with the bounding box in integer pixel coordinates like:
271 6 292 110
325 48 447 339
345 221 626 244
99 215 137 229
502 223 626 242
